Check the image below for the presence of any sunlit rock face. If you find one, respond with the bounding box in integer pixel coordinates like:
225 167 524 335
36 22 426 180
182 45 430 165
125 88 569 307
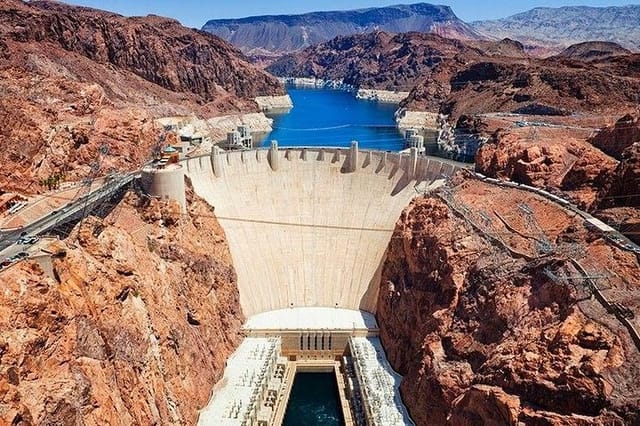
0 191 243 425
0 0 283 194
377 181 640 425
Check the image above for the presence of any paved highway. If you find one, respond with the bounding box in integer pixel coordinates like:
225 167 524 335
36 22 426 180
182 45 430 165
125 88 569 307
0 173 135 259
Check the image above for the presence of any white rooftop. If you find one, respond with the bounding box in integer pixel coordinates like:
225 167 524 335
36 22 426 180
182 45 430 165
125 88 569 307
350 337 414 426
198 337 280 426
243 307 378 331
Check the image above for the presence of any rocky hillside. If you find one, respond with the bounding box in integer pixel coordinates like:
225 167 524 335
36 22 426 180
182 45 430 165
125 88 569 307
202 3 480 55
473 6 640 52
594 116 640 214
590 114 640 160
557 41 632 61
0 189 243 424
378 180 640 425
475 126 618 211
436 55 640 120
268 31 482 93
270 29 640 120
403 42 640 118
0 0 283 194
4 0 282 101
475 113 640 243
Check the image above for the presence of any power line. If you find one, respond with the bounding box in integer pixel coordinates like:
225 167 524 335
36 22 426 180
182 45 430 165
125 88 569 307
127 201 640 237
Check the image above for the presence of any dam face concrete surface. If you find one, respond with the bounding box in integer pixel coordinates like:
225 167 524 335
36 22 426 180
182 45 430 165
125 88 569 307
186 146 462 317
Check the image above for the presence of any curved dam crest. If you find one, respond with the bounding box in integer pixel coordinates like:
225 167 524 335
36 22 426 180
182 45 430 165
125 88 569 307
185 145 463 317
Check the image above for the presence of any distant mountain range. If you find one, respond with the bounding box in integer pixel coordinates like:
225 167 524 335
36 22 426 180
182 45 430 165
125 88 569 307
472 6 640 51
202 3 640 55
202 3 480 55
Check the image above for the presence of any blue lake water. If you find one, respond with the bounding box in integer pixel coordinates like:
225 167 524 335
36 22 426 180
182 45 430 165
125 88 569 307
283 372 344 426
262 87 405 151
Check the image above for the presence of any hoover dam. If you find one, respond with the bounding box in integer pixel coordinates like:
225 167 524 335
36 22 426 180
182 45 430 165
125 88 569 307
147 142 465 424
184 142 463 317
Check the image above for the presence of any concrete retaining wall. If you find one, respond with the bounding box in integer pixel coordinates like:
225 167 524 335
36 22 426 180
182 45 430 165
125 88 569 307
185 147 463 317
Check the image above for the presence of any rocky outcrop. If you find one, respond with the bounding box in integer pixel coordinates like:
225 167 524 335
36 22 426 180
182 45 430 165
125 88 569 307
475 128 618 210
0 189 243 425
594 207 640 245
475 115 640 242
438 58 640 121
557 41 632 61
469 38 527 58
603 143 640 209
0 0 283 194
590 114 640 160
203 3 480 55
377 181 640 425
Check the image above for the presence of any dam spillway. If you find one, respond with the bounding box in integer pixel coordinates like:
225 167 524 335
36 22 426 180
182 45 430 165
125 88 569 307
185 144 463 317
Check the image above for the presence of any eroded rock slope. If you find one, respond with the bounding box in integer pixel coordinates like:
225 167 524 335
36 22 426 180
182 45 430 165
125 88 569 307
378 178 640 425
0 0 283 194
0 189 243 425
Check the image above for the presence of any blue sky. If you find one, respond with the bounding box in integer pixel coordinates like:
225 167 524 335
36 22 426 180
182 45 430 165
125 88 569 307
65 1 634 28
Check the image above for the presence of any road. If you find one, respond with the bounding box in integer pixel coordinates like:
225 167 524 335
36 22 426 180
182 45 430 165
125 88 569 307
0 173 135 259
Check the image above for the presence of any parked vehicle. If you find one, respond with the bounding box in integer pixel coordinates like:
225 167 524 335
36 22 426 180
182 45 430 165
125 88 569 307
17 235 38 245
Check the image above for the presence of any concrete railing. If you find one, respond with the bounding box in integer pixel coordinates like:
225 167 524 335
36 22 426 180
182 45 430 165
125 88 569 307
186 143 468 182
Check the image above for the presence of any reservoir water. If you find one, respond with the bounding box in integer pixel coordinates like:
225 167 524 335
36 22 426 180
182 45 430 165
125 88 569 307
283 373 344 426
263 87 405 151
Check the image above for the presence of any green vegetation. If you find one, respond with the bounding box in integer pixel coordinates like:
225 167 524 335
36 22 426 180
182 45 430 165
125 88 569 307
39 173 66 190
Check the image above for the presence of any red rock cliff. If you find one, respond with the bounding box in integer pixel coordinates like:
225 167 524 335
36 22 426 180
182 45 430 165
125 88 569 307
475 114 640 242
0 188 243 425
475 126 618 210
1 0 282 101
0 0 283 194
377 178 640 425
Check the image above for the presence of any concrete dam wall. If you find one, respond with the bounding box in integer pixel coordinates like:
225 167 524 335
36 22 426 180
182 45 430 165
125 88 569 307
185 145 463 317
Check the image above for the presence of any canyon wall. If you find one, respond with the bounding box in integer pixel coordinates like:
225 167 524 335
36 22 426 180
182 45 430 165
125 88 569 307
377 178 640 425
0 189 243 425
0 0 283 194
2 0 282 102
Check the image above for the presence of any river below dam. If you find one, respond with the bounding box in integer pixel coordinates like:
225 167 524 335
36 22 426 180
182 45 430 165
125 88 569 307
261 87 405 151
283 372 344 426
